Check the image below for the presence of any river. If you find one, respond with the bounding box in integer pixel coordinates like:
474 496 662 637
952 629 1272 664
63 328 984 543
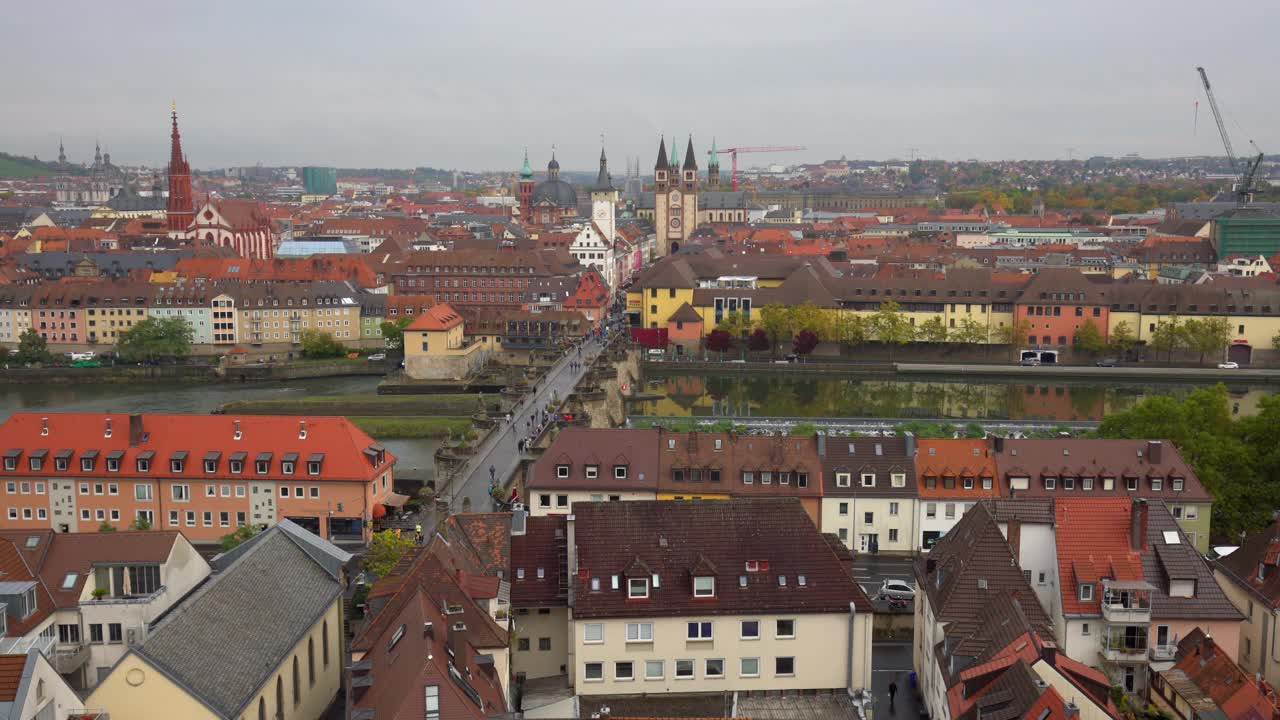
630 371 1273 422
0 376 442 479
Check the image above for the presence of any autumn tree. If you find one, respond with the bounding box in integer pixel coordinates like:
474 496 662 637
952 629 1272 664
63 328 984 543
1072 318 1106 355
792 329 819 358
705 329 734 359
869 301 915 361
1108 321 1136 358
759 304 794 358
789 303 831 340
916 317 949 343
995 317 1033 361
746 329 770 354
715 311 752 338
1183 317 1233 367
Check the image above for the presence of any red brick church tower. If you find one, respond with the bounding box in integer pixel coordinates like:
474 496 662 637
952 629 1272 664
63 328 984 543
166 104 194 237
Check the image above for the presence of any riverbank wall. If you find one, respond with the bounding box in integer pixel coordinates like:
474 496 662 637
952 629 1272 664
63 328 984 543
0 359 388 385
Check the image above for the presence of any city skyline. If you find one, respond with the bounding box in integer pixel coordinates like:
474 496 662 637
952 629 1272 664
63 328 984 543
3 0 1276 170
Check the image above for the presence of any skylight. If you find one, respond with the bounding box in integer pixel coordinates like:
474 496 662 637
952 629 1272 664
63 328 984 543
1162 531 1180 545
61 572 77 590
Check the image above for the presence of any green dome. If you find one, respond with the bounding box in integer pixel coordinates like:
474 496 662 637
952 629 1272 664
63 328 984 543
519 150 533 179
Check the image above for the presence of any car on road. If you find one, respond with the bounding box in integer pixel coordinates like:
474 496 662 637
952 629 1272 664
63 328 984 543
878 579 915 601
1095 358 1119 367
367 353 386 362
65 351 96 362
1217 361 1239 369
1019 357 1040 366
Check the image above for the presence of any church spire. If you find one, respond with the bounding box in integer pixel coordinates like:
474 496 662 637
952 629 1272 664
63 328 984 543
683 136 698 171
654 137 669 171
519 148 533 179
94 141 102 167
669 137 678 170
57 138 66 166
593 145 614 192
708 138 719 168
166 103 195 236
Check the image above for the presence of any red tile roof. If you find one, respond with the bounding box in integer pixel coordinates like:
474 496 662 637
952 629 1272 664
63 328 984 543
0 413 392 483
0 529 181 609
571 499 872 619
0 655 26 702
406 303 462 331
1054 498 1143 615
1171 633 1279 720
917 439 1001 499
0 541 53 637
1216 518 1280 609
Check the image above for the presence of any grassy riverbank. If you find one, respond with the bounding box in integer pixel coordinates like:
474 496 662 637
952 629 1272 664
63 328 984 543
219 393 499 416
348 416 474 439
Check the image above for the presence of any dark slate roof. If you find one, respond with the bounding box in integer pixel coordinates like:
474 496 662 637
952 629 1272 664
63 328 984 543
16 250 192 279
1145 501 1241 621
654 138 669 171
572 499 872 619
818 433 918 499
1170 201 1280 221
105 187 166 212
915 503 1053 630
530 179 577 209
510 515 567 607
666 302 703 324
1215 518 1280 608
983 498 1056 525
529 428 660 491
959 659 1046 720
683 138 698 171
136 525 344 719
580 692 732 720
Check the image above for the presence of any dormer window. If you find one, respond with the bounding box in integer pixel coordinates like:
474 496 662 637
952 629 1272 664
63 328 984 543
1126 477 1138 491
667 439 676 450
693 576 715 597
556 464 569 479
614 465 627 479
628 578 649 599
282 460 296 475
1150 477 1162 491
80 452 97 472
1043 476 1056 490
860 473 875 487
1172 478 1184 492
2 452 18 472
585 465 598 480
105 452 122 473
1079 583 1093 601
836 473 850 488
229 459 243 474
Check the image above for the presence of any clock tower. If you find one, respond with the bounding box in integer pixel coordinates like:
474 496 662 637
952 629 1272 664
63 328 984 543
653 136 699 258
590 146 618 243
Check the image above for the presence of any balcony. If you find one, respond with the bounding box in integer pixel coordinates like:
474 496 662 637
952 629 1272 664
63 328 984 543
0 634 53 656
1101 581 1152 625
1101 601 1151 624
1102 626 1149 665
51 642 91 674
1150 644 1178 662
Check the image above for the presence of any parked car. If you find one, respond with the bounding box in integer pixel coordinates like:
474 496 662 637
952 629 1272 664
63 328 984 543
1217 361 1239 369
878 579 916 601
1019 357 1040 366
1095 358 1119 367
367 353 386 362
66 351 96 362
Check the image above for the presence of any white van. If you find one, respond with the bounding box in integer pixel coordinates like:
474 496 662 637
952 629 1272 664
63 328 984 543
646 348 666 362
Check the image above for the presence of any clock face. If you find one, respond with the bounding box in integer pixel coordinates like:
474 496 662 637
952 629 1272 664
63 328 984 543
594 206 607 219
669 217 682 229
670 190 681 203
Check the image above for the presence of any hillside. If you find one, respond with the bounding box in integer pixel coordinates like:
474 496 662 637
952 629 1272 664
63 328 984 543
0 152 82 179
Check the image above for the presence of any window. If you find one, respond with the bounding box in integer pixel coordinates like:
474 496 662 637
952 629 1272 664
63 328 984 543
280 487 290 498
614 661 634 681
645 660 664 680
860 473 876 487
1044 476 1056 490
741 620 760 639
945 503 956 519
776 619 795 638
135 484 152 501
926 502 937 518
835 473 850 488
584 663 604 681
1151 477 1162 492
202 511 212 527
168 510 178 526
81 458 94 472
256 460 269 474
185 511 195 527
89 624 104 644
229 459 243 474
705 658 724 678
1079 583 1093 601
742 471 753 485
424 686 439 720
109 623 122 643
983 477 993 490
556 494 568 508
625 622 653 642
740 657 760 677
556 464 569 479
864 511 874 525
1172 478 1184 492
628 578 649 599
1126 477 1138 491
775 656 796 676
891 473 906 488
1081 623 1090 636
282 461 295 475
171 485 189 502
675 659 694 679
687 621 712 640
58 624 80 644
538 637 551 651
585 465 598 479
693 576 715 597
583 623 603 643
839 502 849 516
889 501 899 516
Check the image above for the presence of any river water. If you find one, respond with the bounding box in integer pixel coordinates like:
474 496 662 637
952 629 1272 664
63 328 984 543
631 371 1273 422
0 376 442 477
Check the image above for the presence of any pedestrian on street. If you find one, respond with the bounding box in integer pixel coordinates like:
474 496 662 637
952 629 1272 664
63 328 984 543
888 679 898 711
489 465 496 483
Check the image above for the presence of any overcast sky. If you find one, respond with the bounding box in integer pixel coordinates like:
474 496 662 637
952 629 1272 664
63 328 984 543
5 0 1276 172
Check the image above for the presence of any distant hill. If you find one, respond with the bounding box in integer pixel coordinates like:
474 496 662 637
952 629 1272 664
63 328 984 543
0 152 83 179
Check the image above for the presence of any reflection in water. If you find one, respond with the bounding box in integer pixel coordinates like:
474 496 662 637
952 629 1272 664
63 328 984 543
634 372 1271 422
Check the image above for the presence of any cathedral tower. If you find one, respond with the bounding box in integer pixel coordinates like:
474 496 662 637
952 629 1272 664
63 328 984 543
166 104 195 237
517 149 534 220
707 138 720 188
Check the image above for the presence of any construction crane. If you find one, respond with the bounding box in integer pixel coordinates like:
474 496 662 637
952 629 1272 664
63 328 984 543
708 146 806 190
1197 65 1265 205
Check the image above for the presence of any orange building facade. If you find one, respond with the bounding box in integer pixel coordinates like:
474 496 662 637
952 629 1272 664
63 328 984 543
0 413 397 543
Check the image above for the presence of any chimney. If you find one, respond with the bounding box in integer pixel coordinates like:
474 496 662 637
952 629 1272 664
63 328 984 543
1041 640 1057 666
104 417 113 438
1131 498 1149 551
299 420 307 440
233 419 242 440
566 514 577 609
1007 518 1022 563
1064 701 1079 719
816 432 826 458
40 418 48 436
128 414 144 448
1146 440 1162 465
903 432 916 457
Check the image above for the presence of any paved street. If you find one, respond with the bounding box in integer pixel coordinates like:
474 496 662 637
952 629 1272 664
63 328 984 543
445 335 606 515
854 553 917 608
871 642 923 720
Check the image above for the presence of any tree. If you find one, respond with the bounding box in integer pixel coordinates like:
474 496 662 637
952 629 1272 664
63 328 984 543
792 329 819 358
300 329 349 358
116 316 193 363
365 530 416 579
12 328 53 365
705 329 734 359
789 303 831 341
759 305 794 358
869 301 915 361
98 522 117 533
379 316 413 351
916 317 950 343
1182 317 1232 367
219 525 261 552
129 515 152 531
833 313 869 346
995 317 1032 347
715 311 752 339
746 329 770 354
952 318 988 345
1108 321 1136 358
1072 318 1105 355
1273 329 1280 355
1149 315 1186 363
